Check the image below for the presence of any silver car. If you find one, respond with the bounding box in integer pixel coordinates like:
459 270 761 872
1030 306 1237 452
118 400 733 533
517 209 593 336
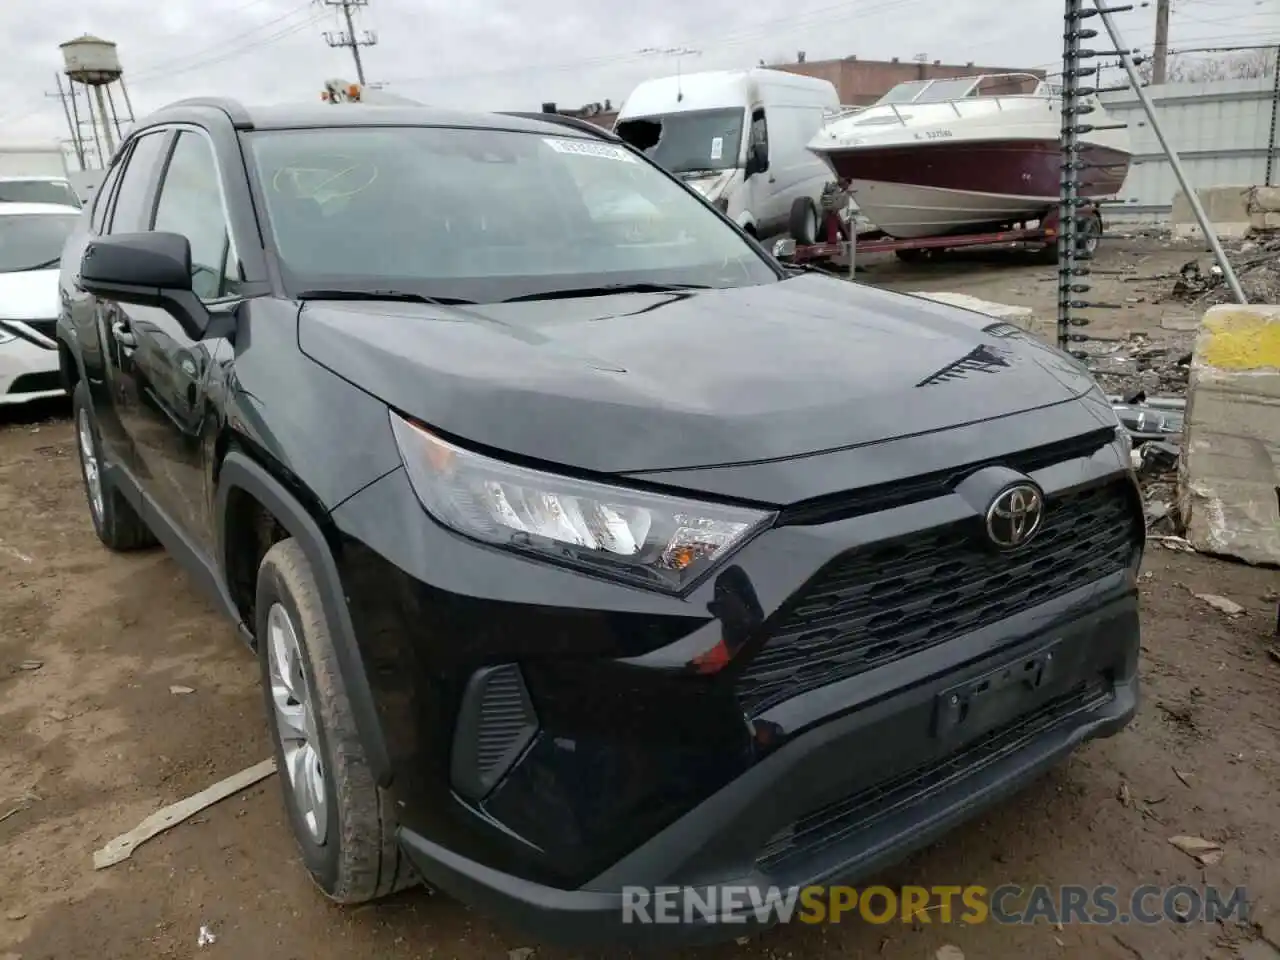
0 202 82 404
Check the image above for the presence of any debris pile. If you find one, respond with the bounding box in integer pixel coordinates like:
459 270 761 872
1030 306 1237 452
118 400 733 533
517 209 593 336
1090 335 1193 398
1110 392 1184 533
1164 234 1280 306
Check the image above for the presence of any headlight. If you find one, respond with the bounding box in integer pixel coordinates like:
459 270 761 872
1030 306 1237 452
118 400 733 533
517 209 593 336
389 413 774 593
1116 422 1135 466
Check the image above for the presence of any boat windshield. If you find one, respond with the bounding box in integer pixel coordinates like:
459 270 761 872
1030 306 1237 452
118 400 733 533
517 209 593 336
874 77 982 106
873 75 1046 106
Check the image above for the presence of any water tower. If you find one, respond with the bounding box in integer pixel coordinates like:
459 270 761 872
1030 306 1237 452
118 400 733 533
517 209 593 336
59 35 135 167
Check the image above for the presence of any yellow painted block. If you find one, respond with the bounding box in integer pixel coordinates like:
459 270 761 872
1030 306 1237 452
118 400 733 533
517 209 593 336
1197 305 1280 371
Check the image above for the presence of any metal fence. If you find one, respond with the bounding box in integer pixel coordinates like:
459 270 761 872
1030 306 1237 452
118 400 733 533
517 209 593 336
1101 74 1279 222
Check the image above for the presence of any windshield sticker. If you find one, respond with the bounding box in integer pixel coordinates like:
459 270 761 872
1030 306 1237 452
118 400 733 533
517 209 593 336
710 137 723 161
543 138 636 163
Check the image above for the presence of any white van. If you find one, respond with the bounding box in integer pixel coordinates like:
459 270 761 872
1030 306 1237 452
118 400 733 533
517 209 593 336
614 68 839 240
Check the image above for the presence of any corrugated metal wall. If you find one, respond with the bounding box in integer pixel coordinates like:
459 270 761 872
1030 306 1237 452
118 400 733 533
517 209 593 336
1100 75 1279 221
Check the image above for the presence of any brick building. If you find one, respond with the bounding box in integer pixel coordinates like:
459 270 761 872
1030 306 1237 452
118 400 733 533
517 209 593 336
769 55 1047 106
543 54 1045 129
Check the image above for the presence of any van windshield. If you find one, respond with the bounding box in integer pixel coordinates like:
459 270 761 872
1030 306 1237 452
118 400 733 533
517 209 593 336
616 109 744 175
247 124 777 303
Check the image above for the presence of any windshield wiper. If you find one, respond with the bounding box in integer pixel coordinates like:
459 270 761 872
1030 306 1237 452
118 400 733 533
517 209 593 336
6 258 61 272
296 288 475 306
503 282 712 303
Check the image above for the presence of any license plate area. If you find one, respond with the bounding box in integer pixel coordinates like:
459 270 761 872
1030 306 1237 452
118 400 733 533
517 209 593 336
934 641 1060 741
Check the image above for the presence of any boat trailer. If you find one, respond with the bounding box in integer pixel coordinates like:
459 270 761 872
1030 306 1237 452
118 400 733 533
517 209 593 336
773 186 1102 270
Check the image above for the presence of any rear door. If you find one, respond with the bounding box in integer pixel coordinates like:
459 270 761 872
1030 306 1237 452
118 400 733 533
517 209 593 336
67 129 172 470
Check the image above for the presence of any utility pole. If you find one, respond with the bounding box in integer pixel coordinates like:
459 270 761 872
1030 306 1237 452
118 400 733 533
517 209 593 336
1152 0 1171 85
323 0 376 86
47 74 86 169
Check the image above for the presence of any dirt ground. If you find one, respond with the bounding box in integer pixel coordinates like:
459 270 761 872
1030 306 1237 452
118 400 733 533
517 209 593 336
3 239 1280 960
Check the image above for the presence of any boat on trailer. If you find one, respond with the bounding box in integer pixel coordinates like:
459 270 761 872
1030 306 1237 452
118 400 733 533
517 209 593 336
806 73 1132 239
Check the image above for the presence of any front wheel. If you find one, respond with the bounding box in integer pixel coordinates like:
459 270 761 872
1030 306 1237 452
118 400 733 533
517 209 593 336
256 537 417 903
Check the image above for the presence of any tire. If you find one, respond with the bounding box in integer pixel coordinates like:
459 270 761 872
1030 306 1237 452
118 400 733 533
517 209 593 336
788 196 819 245
1034 211 1101 264
72 380 156 551
255 537 416 903
1077 210 1102 256
894 248 928 263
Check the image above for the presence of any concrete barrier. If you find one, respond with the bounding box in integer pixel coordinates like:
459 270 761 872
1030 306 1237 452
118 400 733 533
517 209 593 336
907 292 1037 331
1171 186 1252 240
1170 185 1280 239
1177 303 1280 566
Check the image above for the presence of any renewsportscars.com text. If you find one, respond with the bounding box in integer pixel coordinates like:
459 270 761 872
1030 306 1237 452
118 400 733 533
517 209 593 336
620 884 1249 926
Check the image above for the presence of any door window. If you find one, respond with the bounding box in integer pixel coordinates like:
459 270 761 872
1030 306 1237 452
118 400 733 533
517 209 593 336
90 154 127 235
750 109 769 158
152 131 242 300
108 132 168 234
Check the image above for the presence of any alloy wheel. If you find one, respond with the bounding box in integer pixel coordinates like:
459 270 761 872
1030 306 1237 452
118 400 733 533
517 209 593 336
267 602 329 845
76 408 104 523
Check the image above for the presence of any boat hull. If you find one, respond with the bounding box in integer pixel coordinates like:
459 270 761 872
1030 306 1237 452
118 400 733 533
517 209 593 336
817 138 1130 239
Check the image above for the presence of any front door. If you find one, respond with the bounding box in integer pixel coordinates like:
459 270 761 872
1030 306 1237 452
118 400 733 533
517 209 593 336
80 129 172 471
112 129 244 548
744 108 783 235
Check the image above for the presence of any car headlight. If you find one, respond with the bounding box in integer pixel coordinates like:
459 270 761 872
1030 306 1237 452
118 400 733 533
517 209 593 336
1116 423 1135 467
389 413 774 593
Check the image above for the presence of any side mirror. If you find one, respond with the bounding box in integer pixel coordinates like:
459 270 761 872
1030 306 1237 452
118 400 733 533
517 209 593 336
79 232 210 339
772 237 797 261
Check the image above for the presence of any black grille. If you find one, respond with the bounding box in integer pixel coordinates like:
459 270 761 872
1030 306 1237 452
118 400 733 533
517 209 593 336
756 681 1112 871
736 481 1139 716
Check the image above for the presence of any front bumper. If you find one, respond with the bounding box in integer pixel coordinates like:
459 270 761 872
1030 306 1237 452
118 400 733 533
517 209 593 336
396 594 1138 948
328 415 1142 948
0 329 62 405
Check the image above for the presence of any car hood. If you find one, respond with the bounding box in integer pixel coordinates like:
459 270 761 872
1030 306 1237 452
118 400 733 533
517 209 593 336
297 273 1099 475
0 268 58 319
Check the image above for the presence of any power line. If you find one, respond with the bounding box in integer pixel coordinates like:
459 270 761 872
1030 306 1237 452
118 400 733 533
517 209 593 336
380 0 934 86
130 12 327 88
128 4 318 84
323 0 377 85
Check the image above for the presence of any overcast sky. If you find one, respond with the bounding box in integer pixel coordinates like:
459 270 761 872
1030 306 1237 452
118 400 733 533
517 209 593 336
0 0 1274 160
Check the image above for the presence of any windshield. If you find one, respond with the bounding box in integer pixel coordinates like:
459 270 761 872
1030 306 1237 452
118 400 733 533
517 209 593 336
615 109 744 175
247 125 775 302
874 77 982 105
0 213 79 273
0 180 81 208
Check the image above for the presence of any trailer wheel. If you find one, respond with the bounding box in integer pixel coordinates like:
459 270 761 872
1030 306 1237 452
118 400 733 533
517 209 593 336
1036 209 1102 264
1077 210 1102 256
788 197 820 245
895 248 928 263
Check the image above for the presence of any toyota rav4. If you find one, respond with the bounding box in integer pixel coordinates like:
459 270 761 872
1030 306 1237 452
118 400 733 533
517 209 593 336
56 98 1142 947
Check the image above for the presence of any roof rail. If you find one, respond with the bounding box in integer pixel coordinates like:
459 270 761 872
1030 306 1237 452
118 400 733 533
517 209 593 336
159 97 254 130
499 111 619 141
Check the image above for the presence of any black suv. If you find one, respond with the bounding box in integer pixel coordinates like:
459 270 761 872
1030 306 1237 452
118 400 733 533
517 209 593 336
56 98 1143 947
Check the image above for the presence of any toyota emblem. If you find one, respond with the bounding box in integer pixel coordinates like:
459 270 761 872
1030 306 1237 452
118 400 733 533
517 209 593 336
985 483 1044 549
